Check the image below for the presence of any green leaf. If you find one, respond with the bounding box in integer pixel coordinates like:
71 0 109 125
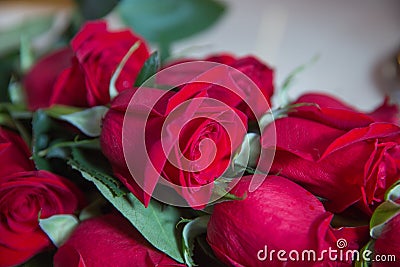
224 133 261 177
39 214 79 247
20 35 35 73
118 0 225 44
32 110 53 170
0 103 31 145
69 148 126 197
370 200 400 239
209 180 247 205
58 106 108 137
110 41 141 99
0 113 16 130
182 216 210 267
45 105 108 137
8 75 26 106
0 52 18 102
38 138 100 158
354 240 373 267
75 0 119 20
72 156 184 263
32 109 90 170
385 180 400 202
176 217 193 227
79 197 109 221
134 51 160 87
44 105 83 118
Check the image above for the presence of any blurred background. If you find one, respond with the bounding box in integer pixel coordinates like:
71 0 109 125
1 0 399 110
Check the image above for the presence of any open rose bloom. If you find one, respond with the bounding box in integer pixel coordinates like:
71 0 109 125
0 128 83 267
101 60 274 208
1 10 398 267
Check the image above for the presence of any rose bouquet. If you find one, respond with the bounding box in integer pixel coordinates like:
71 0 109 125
0 1 399 267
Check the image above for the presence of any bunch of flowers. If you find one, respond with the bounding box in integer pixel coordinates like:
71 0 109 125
0 19 399 267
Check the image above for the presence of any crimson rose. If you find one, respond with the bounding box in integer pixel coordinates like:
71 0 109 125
207 175 369 267
0 170 82 267
372 212 400 266
0 128 34 175
54 214 184 267
261 93 400 215
101 79 248 208
0 128 82 266
164 53 274 119
205 54 274 110
24 20 149 109
23 48 76 110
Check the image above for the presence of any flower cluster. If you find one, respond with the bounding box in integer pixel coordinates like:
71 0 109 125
0 128 82 266
1 19 399 267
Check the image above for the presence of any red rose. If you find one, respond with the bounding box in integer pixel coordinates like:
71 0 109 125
54 214 184 267
0 127 83 266
24 20 149 109
205 54 274 111
373 213 400 266
207 175 369 267
101 77 248 208
100 90 149 205
0 170 82 267
289 93 399 129
23 48 78 110
0 128 34 176
261 93 400 215
164 53 274 119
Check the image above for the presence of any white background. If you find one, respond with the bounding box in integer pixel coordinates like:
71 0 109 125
173 0 400 110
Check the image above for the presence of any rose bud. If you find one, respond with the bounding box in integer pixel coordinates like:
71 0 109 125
261 93 400 215
164 53 274 119
290 93 399 129
373 213 400 266
23 48 80 110
0 170 82 267
0 128 34 176
207 175 369 267
101 74 249 208
24 20 149 109
54 213 184 267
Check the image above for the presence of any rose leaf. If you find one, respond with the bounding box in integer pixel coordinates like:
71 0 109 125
39 214 79 248
134 51 160 87
181 216 210 267
369 200 400 239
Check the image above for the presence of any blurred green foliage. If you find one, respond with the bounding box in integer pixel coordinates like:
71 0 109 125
118 0 225 61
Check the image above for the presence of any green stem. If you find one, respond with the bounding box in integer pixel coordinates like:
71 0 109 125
38 138 100 157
